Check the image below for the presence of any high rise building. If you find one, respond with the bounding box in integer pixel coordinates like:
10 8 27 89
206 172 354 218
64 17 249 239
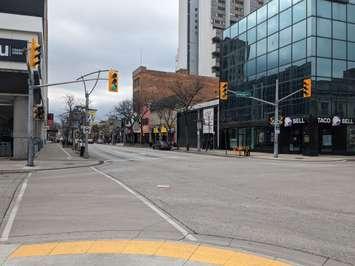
177 0 264 77
0 0 48 159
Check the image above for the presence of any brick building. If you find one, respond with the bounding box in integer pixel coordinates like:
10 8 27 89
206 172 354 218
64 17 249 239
132 66 219 144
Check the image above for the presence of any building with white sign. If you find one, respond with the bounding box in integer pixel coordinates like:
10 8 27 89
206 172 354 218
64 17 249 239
0 0 48 159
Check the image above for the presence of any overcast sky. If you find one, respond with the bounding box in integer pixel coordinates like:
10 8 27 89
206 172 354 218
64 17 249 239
48 0 178 121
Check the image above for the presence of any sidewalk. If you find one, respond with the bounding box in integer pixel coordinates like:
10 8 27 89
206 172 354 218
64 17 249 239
0 143 102 174
176 147 355 162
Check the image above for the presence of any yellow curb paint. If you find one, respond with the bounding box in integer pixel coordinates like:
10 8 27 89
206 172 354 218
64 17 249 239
50 241 94 255
88 240 129 254
9 240 291 266
155 242 199 260
123 240 164 256
10 242 58 257
190 245 235 265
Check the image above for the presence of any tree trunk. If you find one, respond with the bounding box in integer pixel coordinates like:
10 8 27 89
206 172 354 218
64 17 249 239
184 112 189 151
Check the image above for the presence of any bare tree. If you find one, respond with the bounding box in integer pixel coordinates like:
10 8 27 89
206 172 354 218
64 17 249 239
113 100 135 144
133 92 154 144
169 79 204 151
59 94 77 146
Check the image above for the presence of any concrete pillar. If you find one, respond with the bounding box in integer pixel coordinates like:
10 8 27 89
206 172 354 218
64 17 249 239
13 97 28 160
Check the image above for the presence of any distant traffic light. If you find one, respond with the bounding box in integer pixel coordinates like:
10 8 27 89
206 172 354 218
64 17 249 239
108 70 119 92
303 78 312 98
29 38 41 69
219 81 229 101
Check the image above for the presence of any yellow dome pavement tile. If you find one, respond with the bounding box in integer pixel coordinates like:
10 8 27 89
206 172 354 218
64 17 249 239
10 242 58 258
189 245 236 265
123 240 164 256
50 241 94 255
155 242 200 260
88 240 129 254
224 252 290 266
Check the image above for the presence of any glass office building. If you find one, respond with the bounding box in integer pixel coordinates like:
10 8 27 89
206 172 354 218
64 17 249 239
221 0 355 155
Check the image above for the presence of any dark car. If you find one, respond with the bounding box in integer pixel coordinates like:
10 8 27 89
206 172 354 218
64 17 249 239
152 140 171 150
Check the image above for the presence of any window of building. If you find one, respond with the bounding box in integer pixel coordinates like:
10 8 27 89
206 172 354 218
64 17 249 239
332 3 346 22
292 39 306 61
317 0 331 18
307 0 316 17
231 23 238 38
247 59 256 76
247 11 256 29
268 33 279 52
317 58 332 77
307 17 316 37
280 27 292 47
268 0 278 18
333 40 347 60
333 21 346 40
349 42 355 61
268 50 278 69
307 37 316 57
279 45 292 66
247 27 257 44
333 60 347 78
348 24 355 42
239 18 247 33
347 4 355 23
268 15 279 35
257 55 267 73
280 9 292 30
257 4 267 24
257 38 267 56
257 21 267 40
280 0 292 11
317 18 331 38
249 43 257 58
293 0 306 24
293 20 306 42
317 37 332 58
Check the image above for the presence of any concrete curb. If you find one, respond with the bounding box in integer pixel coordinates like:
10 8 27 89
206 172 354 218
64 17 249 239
0 160 104 174
173 150 352 163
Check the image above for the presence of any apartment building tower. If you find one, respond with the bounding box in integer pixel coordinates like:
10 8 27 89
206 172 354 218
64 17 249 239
177 0 264 77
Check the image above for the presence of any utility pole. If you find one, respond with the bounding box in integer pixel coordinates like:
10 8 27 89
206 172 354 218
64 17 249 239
229 78 305 159
274 79 279 158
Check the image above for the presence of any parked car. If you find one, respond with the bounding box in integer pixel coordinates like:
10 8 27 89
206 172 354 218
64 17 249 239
88 139 94 144
152 140 171 150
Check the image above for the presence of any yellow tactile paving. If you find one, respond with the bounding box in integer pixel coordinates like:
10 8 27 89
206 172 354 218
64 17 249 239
9 240 291 266
190 245 235 265
88 240 129 254
155 242 199 260
50 241 94 255
10 242 58 257
123 240 164 255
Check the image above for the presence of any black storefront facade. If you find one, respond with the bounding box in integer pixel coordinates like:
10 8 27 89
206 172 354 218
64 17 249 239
220 0 355 156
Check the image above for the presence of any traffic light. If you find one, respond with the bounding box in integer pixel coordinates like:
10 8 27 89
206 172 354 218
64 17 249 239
29 38 41 69
108 70 119 92
303 78 312 98
219 81 228 101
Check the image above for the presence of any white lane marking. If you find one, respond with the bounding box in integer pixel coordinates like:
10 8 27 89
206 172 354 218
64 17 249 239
0 173 31 242
91 167 197 242
57 144 72 160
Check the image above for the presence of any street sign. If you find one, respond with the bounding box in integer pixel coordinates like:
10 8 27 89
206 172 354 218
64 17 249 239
235 91 251 97
82 126 91 135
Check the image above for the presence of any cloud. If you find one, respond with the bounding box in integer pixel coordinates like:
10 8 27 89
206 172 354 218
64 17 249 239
48 0 178 120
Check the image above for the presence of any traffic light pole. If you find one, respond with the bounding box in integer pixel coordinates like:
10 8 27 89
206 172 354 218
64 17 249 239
27 69 34 167
228 79 304 159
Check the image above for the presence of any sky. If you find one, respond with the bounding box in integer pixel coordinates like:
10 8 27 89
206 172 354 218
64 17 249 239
48 0 179 121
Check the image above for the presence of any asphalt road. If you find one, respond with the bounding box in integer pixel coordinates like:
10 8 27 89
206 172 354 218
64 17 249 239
1 144 354 265
88 144 355 265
